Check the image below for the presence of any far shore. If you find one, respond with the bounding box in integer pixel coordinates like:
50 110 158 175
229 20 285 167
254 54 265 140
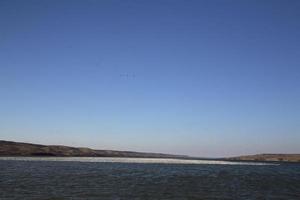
1 140 299 163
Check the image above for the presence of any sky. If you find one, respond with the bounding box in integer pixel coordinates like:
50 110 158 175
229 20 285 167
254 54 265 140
0 0 299 157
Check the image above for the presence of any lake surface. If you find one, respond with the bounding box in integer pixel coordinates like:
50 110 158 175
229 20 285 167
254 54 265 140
0 157 299 199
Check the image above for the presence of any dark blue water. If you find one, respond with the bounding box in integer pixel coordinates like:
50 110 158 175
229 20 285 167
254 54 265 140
0 160 300 199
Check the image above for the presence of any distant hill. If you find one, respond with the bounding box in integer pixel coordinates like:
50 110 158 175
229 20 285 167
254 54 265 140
1 141 299 162
227 154 300 162
0 140 186 158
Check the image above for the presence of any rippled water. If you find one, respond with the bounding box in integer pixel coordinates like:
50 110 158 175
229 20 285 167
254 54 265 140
0 157 299 199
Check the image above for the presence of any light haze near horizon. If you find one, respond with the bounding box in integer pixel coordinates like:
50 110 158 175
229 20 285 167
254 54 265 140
0 0 299 157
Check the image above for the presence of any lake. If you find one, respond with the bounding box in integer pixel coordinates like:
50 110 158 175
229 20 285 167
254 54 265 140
0 157 299 199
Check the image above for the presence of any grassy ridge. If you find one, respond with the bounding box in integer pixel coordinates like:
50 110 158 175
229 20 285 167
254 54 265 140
0 140 186 158
227 154 300 162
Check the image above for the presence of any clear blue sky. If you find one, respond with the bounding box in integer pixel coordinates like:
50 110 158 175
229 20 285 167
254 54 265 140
0 0 299 157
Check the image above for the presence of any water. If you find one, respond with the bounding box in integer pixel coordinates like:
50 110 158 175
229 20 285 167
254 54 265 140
0 157 299 199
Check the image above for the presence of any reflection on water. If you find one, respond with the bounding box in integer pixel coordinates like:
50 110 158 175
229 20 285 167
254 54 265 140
0 156 276 165
0 158 299 199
